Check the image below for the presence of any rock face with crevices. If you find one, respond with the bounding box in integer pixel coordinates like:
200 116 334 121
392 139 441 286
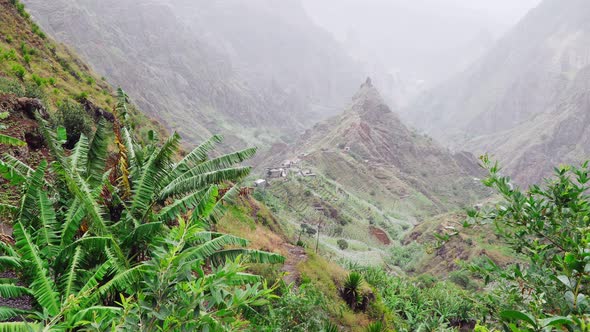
23 0 363 149
401 0 590 185
268 79 488 216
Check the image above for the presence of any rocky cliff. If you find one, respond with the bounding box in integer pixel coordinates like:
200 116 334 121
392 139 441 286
268 79 487 216
23 0 363 148
402 0 590 184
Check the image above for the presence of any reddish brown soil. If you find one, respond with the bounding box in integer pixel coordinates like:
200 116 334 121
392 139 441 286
369 226 391 245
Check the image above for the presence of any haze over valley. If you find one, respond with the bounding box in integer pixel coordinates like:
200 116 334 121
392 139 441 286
0 0 588 330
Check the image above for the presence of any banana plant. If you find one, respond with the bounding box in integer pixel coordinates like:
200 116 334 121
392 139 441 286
111 217 283 331
0 90 284 330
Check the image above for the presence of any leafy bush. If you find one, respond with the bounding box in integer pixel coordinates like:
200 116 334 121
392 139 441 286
388 242 424 271
337 238 349 250
31 74 46 87
250 284 331 332
1 49 17 61
357 267 486 331
54 100 92 148
31 22 46 39
74 91 89 102
10 63 26 80
342 272 364 311
366 321 385 332
85 75 95 85
464 157 590 329
24 80 46 100
14 1 30 19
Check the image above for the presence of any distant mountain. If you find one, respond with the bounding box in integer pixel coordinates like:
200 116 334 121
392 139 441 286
402 0 590 184
23 0 362 148
267 79 487 217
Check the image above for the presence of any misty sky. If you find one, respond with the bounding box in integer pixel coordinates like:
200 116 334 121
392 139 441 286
301 0 542 85
303 0 542 39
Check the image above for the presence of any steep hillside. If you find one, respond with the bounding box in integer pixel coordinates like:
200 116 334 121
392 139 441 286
275 78 486 214
0 0 163 138
402 0 590 184
256 79 489 265
403 211 517 276
23 0 363 149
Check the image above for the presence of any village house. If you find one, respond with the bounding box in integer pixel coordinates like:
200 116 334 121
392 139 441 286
267 168 288 179
302 168 316 177
254 179 267 187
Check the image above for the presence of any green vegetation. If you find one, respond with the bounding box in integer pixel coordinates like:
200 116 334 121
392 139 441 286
0 91 284 330
1 0 589 330
10 63 25 80
53 100 92 148
464 156 590 329
0 0 164 138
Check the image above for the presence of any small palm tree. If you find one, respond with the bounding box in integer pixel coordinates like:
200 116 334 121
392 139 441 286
342 272 364 311
323 322 340 332
366 321 385 332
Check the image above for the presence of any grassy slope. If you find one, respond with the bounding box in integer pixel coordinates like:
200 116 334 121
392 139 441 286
217 196 384 331
404 211 518 276
0 0 164 138
258 171 405 266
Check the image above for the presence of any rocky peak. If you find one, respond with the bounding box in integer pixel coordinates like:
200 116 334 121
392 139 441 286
350 78 396 124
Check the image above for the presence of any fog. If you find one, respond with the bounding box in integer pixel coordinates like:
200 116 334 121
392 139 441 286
302 0 542 89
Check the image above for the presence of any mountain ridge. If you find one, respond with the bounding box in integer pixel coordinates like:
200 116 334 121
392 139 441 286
23 0 364 149
266 78 487 218
401 0 590 184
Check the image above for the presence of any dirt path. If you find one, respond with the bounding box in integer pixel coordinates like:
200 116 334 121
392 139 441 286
281 243 307 285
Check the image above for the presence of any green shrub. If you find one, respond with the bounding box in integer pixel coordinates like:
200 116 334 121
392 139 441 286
31 23 46 39
388 242 424 271
5 35 13 44
323 322 339 332
31 74 45 87
74 91 89 102
249 284 330 332
15 2 30 19
448 270 479 291
54 100 92 149
366 321 384 332
10 63 26 80
337 239 349 250
359 268 487 330
23 53 30 65
2 49 17 61
466 157 590 328
342 272 364 310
